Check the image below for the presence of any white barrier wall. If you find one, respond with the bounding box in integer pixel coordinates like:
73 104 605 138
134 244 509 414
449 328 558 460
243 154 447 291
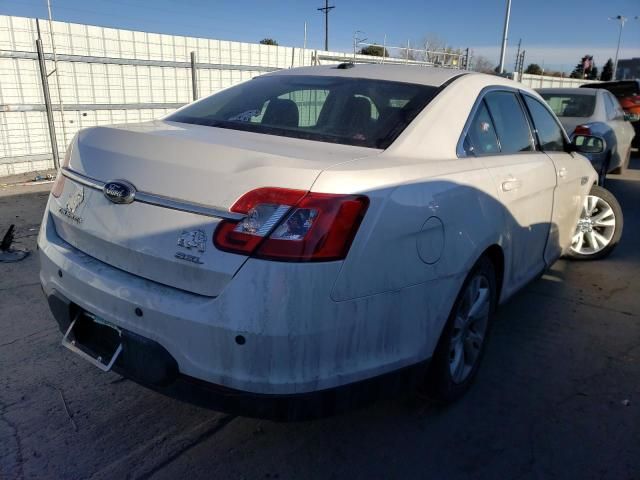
516 73 596 89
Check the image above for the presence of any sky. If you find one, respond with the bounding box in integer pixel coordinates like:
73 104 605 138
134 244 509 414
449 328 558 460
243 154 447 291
2 0 640 73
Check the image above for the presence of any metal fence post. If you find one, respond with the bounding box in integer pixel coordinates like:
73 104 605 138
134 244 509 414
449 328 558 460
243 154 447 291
190 51 198 101
36 38 59 170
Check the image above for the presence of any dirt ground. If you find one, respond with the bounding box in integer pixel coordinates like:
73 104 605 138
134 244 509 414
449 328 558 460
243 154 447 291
1 159 639 480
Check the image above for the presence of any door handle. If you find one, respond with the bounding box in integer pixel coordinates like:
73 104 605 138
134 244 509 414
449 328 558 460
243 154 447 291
501 179 522 192
558 167 568 178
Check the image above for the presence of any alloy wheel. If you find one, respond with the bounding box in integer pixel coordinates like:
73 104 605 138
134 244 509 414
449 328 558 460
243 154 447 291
449 274 491 384
570 194 616 255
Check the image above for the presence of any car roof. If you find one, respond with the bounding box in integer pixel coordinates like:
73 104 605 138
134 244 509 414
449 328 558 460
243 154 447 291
536 87 598 95
263 64 473 87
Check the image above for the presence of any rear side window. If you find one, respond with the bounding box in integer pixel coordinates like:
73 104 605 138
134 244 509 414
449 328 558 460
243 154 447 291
464 101 499 156
484 91 534 154
603 93 617 120
523 96 566 152
605 92 625 120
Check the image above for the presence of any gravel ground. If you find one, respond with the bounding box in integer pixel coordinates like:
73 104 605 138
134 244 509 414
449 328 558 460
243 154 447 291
1 158 639 480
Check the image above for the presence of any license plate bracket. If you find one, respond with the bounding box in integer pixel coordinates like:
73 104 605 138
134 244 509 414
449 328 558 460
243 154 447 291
61 311 123 372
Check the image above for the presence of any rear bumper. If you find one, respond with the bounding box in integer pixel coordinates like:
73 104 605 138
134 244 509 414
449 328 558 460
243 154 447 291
39 209 445 397
45 288 428 420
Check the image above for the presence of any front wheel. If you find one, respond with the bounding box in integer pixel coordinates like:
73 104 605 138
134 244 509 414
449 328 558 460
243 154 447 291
567 185 623 261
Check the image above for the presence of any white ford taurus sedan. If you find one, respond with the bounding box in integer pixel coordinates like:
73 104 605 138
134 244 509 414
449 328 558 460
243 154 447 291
39 64 623 418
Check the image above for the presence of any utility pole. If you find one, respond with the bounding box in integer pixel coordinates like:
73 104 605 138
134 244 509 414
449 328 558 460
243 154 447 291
353 30 366 59
317 0 335 51
498 0 512 74
609 15 627 80
514 38 521 72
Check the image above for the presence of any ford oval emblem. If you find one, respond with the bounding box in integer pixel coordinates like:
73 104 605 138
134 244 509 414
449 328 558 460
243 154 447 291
103 180 136 204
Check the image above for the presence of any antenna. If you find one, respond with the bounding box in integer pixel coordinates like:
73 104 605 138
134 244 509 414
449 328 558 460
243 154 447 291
317 0 335 51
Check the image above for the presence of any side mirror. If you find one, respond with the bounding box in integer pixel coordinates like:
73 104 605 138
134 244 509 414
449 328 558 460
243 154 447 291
570 135 606 154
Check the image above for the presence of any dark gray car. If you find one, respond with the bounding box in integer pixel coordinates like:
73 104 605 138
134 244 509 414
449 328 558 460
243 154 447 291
537 87 635 185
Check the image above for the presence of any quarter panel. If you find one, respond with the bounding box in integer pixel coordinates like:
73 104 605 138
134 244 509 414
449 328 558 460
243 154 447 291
320 157 508 302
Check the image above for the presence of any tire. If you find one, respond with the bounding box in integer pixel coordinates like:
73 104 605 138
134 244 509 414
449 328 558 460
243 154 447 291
567 185 623 261
423 255 497 404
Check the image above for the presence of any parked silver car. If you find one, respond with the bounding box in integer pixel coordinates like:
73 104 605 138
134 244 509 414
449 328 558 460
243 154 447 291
537 88 635 185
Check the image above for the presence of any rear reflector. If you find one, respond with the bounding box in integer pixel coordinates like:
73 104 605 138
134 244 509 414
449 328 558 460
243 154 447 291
214 188 369 262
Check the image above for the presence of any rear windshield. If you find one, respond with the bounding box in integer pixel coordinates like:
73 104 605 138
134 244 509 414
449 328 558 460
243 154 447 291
582 81 639 99
540 93 596 117
167 75 438 149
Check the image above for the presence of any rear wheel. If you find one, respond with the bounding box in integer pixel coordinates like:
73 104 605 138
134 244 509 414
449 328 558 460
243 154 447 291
423 256 497 403
567 185 623 261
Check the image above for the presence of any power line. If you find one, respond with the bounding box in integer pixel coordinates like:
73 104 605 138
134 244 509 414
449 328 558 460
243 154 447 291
317 0 335 51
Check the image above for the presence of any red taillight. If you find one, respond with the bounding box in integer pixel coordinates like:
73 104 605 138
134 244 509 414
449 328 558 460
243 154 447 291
573 125 592 136
214 187 369 262
214 187 306 254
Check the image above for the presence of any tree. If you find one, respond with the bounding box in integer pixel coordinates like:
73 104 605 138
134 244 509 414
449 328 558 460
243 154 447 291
359 45 389 57
472 55 495 74
571 55 596 79
259 38 278 46
601 58 614 81
524 63 543 75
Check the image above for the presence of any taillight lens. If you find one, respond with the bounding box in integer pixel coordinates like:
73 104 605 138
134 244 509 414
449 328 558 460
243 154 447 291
214 188 369 262
51 143 73 198
573 125 592 136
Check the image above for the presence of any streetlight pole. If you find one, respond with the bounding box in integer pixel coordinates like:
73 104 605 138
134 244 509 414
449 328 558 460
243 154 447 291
609 15 627 80
498 0 512 74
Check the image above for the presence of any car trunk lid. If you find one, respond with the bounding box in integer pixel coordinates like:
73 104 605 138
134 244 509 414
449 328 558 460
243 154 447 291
50 120 379 296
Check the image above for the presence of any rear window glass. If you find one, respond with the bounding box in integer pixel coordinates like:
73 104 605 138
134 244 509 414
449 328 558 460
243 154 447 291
167 75 438 149
540 93 596 117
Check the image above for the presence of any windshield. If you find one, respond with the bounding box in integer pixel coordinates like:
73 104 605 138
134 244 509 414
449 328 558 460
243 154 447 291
540 93 596 118
167 75 438 149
